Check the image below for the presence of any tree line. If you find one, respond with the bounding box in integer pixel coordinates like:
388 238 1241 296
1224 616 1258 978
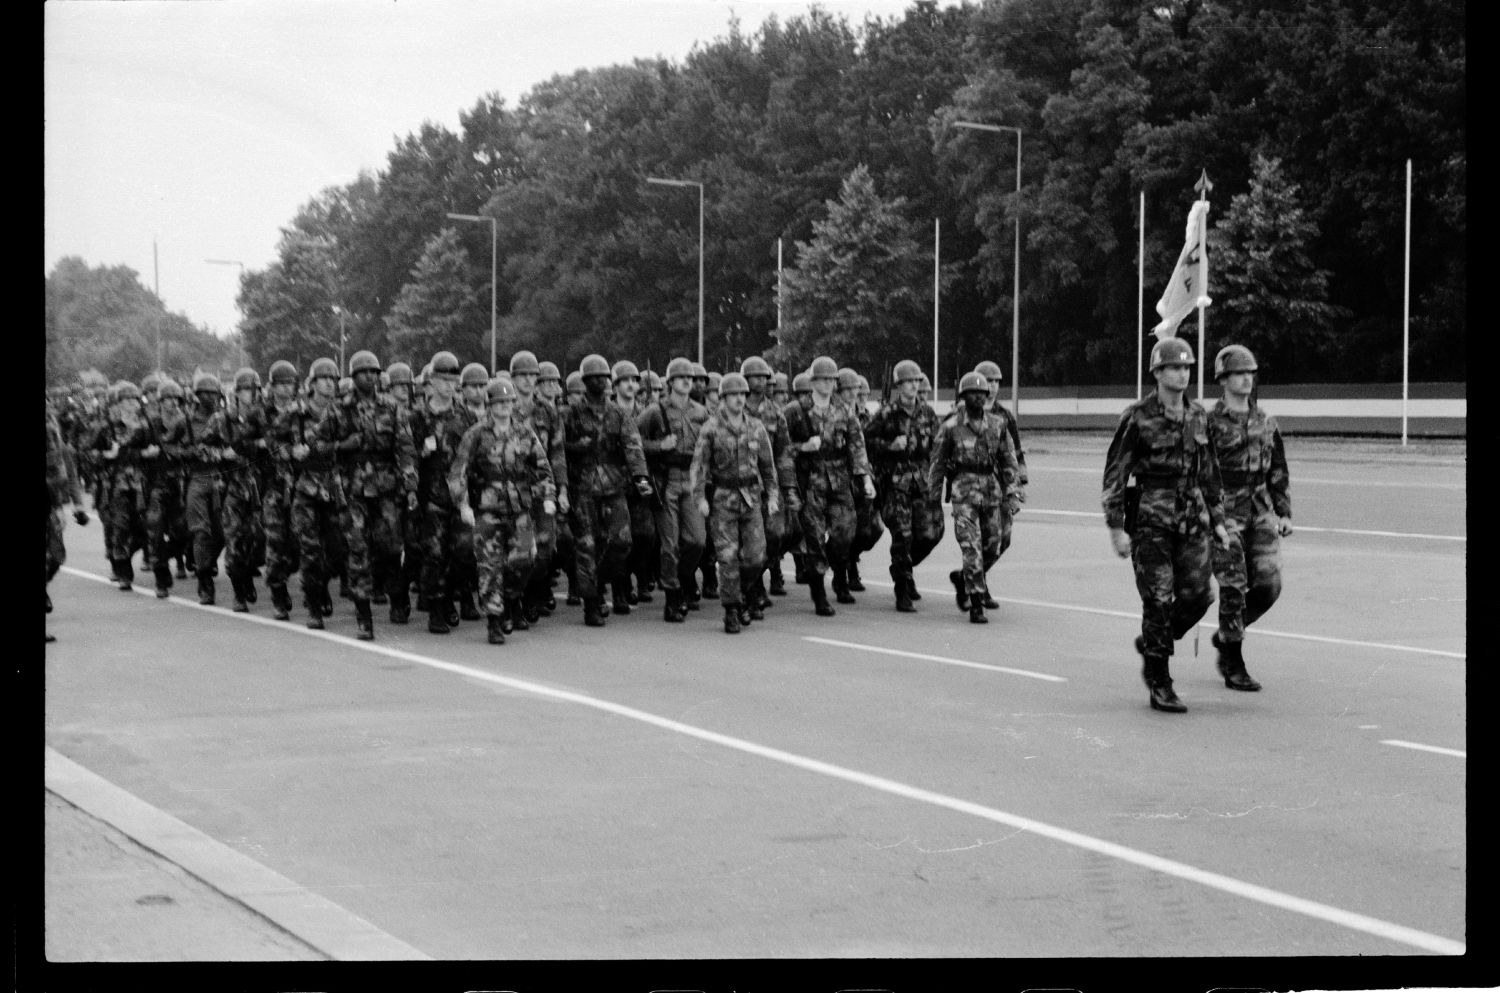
47 0 1465 389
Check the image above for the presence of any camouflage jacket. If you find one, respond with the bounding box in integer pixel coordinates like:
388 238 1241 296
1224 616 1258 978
928 410 1021 507
181 402 234 477
1101 390 1225 533
782 397 871 496
46 410 84 508
1208 400 1291 522
516 394 568 506
318 391 418 500
287 397 344 502
747 392 797 492
637 396 709 484
408 401 476 509
562 396 648 497
689 412 777 509
448 418 556 515
986 398 1029 486
865 398 941 496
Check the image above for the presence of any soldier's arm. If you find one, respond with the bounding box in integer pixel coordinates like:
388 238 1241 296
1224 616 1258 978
529 432 557 503
1101 411 1138 530
393 405 419 496
755 422 777 494
1005 410 1028 486
1195 410 1227 531
772 414 796 486
635 405 666 452
997 426 1021 498
1266 417 1292 520
447 425 479 508
846 407 872 477
562 409 593 455
620 412 650 479
688 422 714 506
926 425 952 498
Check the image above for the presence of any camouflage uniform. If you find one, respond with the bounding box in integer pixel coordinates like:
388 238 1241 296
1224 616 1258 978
94 416 152 584
690 411 778 609
322 389 418 603
289 397 346 616
254 400 303 614
1101 390 1226 660
182 399 231 595
848 398 885 565
1207 399 1290 643
783 397 871 579
45 409 85 589
637 395 709 593
865 396 944 589
408 400 475 616
562 395 650 605
747 390 798 596
449 418 556 619
987 398 1029 558
221 399 267 604
143 407 190 593
621 398 659 599
928 409 1022 602
516 392 568 614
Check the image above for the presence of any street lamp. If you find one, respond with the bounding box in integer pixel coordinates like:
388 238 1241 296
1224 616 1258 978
332 305 346 374
954 120 1022 416
645 177 705 366
204 258 246 369
447 212 498 375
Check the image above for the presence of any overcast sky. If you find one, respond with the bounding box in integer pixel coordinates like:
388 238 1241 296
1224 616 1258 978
45 0 935 341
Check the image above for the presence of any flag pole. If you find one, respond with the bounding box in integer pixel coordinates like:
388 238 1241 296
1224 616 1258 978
1137 190 1145 401
1193 170 1212 401
933 218 941 399
1402 159 1412 447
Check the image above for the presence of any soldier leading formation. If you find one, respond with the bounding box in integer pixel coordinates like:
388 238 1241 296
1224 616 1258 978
47 341 1288 713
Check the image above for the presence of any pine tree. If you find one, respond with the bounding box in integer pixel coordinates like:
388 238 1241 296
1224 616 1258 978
384 228 487 365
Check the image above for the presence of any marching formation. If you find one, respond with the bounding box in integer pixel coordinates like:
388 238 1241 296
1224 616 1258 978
46 340 1290 713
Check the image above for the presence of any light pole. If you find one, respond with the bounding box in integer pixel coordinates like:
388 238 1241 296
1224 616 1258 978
205 258 246 369
954 120 1022 416
447 212 498 375
646 177 705 366
332 305 346 374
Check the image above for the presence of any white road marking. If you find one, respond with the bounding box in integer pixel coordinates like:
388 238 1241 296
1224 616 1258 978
1381 740 1466 759
1022 509 1465 542
1032 465 1465 491
58 567 1465 956
801 636 1066 682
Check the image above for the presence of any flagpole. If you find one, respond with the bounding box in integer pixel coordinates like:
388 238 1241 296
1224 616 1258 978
1402 158 1412 446
1137 190 1144 401
1194 171 1212 401
933 218 941 399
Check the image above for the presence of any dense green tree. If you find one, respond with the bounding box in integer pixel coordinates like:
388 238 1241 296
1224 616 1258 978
237 232 340 373
383 227 488 366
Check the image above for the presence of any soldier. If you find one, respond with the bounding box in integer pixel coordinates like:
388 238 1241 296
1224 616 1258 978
917 374 933 407
783 356 874 615
447 362 492 622
96 383 155 590
689 362 709 406
290 358 347 628
221 368 267 612
564 369 585 406
385 361 423 614
691 373 779 634
46 401 90 641
865 359 943 612
406 351 469 633
1102 337 1231 713
538 361 564 404
255 361 302 620
1206 344 1292 692
637 356 709 622
975 360 1028 563
450 377 557 644
562 354 652 626
929 372 1023 625
741 356 797 609
507 350 568 622
786 370 815 585
612 359 657 608
181 372 234 604
839 367 882 593
323 350 418 639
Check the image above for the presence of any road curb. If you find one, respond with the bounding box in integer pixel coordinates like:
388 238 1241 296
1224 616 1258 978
45 747 431 961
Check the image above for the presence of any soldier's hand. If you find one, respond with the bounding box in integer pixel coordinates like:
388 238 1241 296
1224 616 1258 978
862 476 876 500
892 434 907 450
1277 516 1294 537
291 443 310 460
767 492 780 516
1213 523 1231 548
423 435 437 454
659 433 676 449
697 498 710 518
406 492 418 511
1110 528 1131 558
103 444 119 459
141 445 160 458
558 491 570 515
1005 497 1021 516
803 436 822 453
634 477 654 498
783 488 801 513
543 498 556 515
73 508 90 526
460 505 476 527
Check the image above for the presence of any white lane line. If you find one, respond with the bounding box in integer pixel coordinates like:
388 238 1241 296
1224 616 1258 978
802 636 1066 682
1023 509 1465 542
1031 466 1466 491
58 567 1465 956
1381 740 1466 759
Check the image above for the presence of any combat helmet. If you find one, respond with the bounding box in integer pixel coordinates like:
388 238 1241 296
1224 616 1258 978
1150 337 1195 370
1214 344 1257 379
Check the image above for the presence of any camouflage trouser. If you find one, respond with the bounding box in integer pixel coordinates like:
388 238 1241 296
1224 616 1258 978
1131 522 1215 659
710 488 766 607
474 508 537 616
1212 510 1282 643
222 476 262 587
627 491 657 585
881 487 945 581
106 485 149 580
568 491 631 602
147 482 187 589
418 503 461 603
261 482 297 592
851 488 884 557
292 491 342 607
185 474 225 580
651 477 705 591
951 498 1002 597
95 476 113 566
797 483 855 577
400 502 424 597
768 488 800 562
342 492 401 602
46 507 66 583
998 503 1015 558
450 516 478 594
523 500 560 604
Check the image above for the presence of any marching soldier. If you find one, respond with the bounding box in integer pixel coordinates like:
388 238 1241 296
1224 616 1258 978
741 356 797 610
864 359 943 612
255 360 303 620
975 360 1028 561
612 359 657 609
690 373 779 633
450 377 557 645
1102 337 1231 713
1206 344 1292 692
183 373 233 604
510 350 569 623
222 368 267 612
637 356 709 622
929 372 1023 625
839 367 882 593
46 400 90 641
290 358 347 628
406 351 470 633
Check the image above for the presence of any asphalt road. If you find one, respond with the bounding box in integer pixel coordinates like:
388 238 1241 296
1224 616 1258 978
39 431 1468 983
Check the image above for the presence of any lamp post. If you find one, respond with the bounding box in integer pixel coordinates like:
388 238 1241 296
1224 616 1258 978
447 212 498 375
645 177 705 366
954 120 1022 416
205 258 246 369
332 305 346 374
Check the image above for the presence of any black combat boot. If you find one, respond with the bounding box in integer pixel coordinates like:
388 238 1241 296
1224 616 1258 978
339 575 352 600
980 591 1000 609
700 569 719 600
769 561 786 596
565 572 582 606
487 614 506 645
306 591 325 630
389 588 411 625
507 598 529 632
892 567 915 613
808 574 836 617
197 574 215 605
1142 653 1186 713
723 603 742 634
906 576 922 601
663 587 686 623
355 598 374 641
949 570 968 612
831 566 856 605
584 597 608 627
846 559 865 592
459 590 481 622
969 603 988 624
793 554 809 585
175 557 189 580
683 573 702 611
427 608 450 634
319 586 334 617
445 597 461 627
611 577 632 615
231 576 250 613
114 559 133 591
1213 633 1262 691
270 584 292 621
